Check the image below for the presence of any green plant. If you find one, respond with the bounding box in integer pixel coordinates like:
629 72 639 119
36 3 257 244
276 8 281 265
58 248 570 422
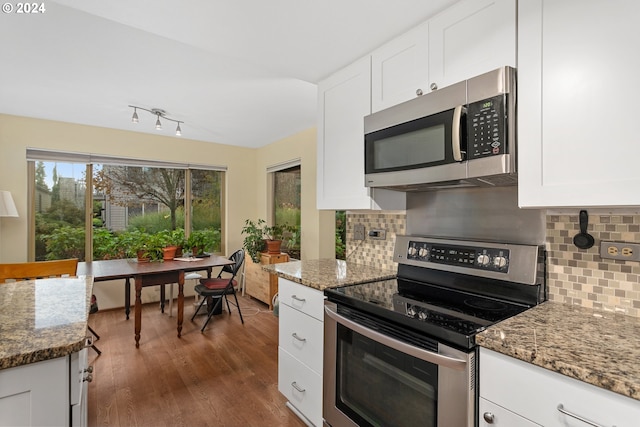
186 229 216 255
263 223 295 241
241 219 267 263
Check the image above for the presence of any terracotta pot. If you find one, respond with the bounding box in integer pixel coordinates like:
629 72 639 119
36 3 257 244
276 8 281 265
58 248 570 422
136 250 150 263
265 239 282 254
163 245 177 261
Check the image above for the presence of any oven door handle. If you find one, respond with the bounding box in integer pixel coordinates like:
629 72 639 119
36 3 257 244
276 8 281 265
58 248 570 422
325 304 468 371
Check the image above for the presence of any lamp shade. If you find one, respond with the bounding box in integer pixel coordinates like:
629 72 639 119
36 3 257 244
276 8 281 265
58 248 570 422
0 191 18 217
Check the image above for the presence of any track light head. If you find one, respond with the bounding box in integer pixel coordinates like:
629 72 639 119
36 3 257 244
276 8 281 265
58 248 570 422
128 105 184 136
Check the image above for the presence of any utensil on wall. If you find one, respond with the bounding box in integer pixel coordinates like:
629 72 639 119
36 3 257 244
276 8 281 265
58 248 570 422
573 210 595 249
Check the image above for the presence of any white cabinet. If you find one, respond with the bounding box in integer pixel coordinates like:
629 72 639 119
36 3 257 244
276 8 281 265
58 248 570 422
0 350 89 427
277 278 325 426
480 348 640 427
371 21 429 113
317 56 406 211
428 0 516 90
518 0 640 207
370 0 516 113
479 398 541 427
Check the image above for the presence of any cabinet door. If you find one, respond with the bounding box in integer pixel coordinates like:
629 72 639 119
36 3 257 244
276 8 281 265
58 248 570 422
428 0 516 91
371 21 429 112
479 398 541 427
317 56 406 211
518 0 640 207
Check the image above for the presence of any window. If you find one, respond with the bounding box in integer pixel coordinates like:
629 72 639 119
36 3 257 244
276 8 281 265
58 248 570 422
272 165 301 259
29 150 225 262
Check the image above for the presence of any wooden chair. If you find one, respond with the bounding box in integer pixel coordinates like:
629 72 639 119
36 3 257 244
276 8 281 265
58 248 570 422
0 258 79 282
0 258 101 355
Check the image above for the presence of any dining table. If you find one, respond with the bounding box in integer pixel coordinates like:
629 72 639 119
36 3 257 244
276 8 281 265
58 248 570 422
77 256 234 347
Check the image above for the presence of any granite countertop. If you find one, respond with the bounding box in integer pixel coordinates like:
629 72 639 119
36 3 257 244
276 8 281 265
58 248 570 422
263 258 396 291
0 276 93 370
477 301 640 401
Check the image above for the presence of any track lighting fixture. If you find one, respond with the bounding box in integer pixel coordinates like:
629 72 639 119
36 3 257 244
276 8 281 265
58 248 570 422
128 105 183 136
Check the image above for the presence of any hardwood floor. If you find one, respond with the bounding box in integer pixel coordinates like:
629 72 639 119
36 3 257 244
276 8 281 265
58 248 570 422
87 294 307 427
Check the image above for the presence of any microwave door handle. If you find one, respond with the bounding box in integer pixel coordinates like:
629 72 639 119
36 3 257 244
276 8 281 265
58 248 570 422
324 304 467 371
452 105 464 161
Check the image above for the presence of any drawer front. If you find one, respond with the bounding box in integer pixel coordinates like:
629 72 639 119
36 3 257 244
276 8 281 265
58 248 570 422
480 348 640 427
279 303 324 374
279 278 325 321
278 347 322 427
479 398 541 427
262 253 289 264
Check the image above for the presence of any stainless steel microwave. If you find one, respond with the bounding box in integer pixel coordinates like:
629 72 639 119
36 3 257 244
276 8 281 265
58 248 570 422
364 66 516 191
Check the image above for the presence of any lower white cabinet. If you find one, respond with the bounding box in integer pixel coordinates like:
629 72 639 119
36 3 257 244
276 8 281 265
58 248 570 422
480 348 640 427
0 348 89 427
278 278 324 426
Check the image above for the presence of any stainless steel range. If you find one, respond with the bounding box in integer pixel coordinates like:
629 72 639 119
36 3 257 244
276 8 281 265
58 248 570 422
323 188 547 427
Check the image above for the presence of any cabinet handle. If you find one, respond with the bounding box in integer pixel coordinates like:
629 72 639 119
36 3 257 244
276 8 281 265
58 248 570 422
84 366 94 374
430 82 438 91
482 412 494 424
292 332 306 342
291 295 306 302
291 381 306 393
557 404 612 427
416 88 423 96
83 373 93 383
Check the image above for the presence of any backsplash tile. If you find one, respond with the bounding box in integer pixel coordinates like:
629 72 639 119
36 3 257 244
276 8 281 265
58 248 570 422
347 212 640 318
546 214 640 318
346 213 405 270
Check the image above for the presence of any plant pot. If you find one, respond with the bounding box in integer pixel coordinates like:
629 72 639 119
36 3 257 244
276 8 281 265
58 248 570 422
163 245 178 261
265 239 282 254
136 250 150 263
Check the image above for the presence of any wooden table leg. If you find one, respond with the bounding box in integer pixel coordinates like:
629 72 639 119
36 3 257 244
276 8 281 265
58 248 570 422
177 270 184 338
135 275 142 348
125 278 131 320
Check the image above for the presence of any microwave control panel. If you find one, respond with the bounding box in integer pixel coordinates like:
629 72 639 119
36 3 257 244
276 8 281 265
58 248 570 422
467 94 506 159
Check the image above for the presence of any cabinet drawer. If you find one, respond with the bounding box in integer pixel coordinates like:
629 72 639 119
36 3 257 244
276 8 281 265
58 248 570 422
278 347 322 427
479 398 540 427
279 304 323 374
480 348 640 427
279 278 325 321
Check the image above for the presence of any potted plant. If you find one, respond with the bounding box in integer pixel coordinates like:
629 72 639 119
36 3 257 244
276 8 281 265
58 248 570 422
170 228 186 257
186 229 213 257
241 219 267 263
262 223 294 254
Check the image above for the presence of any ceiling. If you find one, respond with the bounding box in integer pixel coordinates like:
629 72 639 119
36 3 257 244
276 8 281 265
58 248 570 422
0 0 459 148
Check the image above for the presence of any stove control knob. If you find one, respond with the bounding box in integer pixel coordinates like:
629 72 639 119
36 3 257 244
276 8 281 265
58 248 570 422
418 247 428 258
493 256 508 268
477 254 490 266
417 310 428 321
408 246 417 256
407 305 417 317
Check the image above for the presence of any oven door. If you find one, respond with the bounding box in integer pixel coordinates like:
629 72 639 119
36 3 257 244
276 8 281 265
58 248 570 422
323 302 476 427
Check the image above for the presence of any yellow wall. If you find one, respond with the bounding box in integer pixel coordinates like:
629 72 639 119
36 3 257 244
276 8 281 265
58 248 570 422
255 128 335 260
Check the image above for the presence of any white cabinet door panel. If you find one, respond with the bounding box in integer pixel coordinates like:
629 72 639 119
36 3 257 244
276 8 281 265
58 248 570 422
279 303 323 374
429 0 516 90
278 347 323 427
518 0 640 207
479 398 541 427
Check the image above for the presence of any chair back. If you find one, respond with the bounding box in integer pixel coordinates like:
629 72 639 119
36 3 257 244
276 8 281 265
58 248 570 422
225 249 245 278
0 258 79 283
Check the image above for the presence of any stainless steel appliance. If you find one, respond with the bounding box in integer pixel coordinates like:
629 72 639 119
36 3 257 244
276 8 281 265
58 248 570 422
364 66 516 191
323 234 546 427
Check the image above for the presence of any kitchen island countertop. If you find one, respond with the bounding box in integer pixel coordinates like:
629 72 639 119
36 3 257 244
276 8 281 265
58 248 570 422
0 276 93 370
262 258 396 291
477 301 640 401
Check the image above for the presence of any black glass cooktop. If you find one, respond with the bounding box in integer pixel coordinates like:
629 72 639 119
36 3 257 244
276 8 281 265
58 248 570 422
325 277 532 350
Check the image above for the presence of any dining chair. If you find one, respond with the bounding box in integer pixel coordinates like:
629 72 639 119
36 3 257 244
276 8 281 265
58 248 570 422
0 258 101 355
191 249 245 332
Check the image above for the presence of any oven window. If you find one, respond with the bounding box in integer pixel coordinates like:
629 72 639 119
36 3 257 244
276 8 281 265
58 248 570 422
336 324 437 427
372 124 445 170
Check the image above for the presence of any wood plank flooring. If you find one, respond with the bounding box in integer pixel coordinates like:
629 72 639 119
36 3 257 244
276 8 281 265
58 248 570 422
87 295 307 427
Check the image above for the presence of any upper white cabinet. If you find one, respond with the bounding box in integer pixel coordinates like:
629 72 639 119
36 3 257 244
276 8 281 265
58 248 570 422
428 0 516 90
317 56 406 211
371 22 429 113
518 0 640 207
